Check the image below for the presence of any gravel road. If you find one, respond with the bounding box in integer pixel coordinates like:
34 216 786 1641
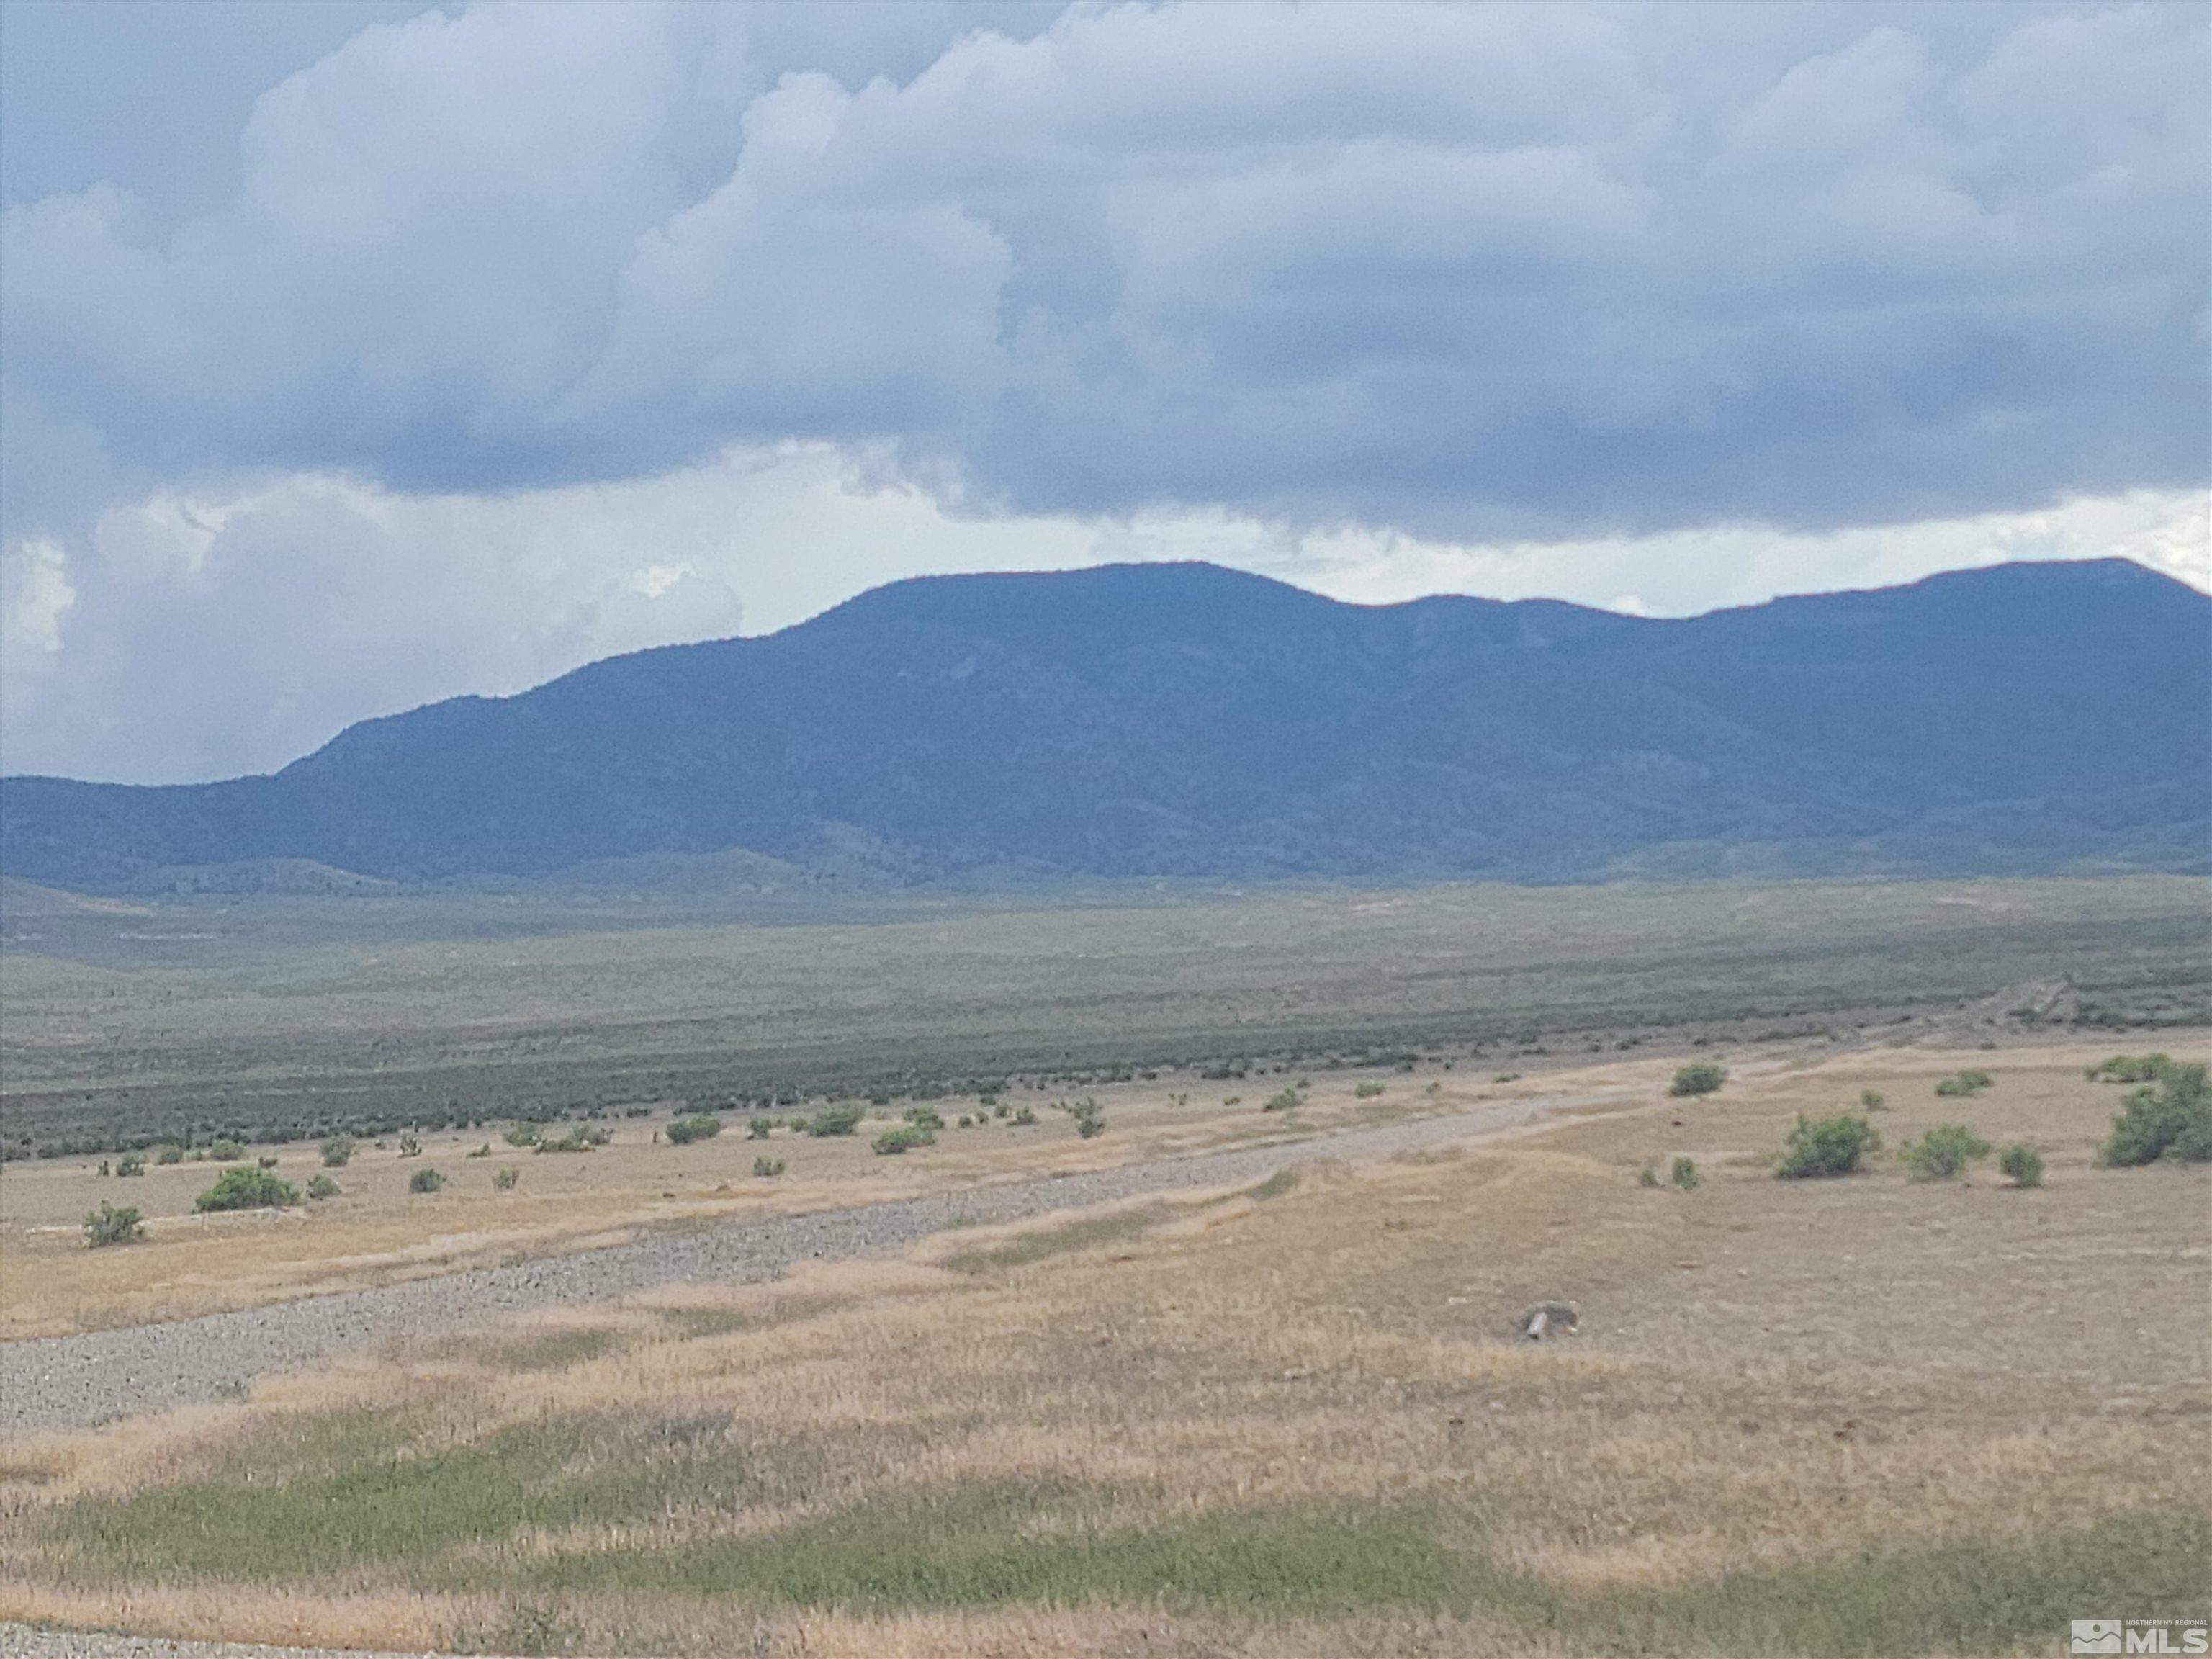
0 1635 464 1659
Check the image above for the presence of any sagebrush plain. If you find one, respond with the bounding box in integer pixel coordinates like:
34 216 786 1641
1 875 2207 1657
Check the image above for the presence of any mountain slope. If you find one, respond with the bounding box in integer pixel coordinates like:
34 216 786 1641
4 558 2207 889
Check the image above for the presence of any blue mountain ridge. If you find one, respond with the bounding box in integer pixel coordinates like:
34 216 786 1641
4 557 2206 889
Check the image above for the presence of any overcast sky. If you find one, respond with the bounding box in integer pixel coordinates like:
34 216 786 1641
4 1 2206 783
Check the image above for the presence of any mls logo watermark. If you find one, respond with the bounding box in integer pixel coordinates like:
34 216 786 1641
2073 1619 2211 1655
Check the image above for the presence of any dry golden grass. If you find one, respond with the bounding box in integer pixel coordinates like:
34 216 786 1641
3 1035 2206 1657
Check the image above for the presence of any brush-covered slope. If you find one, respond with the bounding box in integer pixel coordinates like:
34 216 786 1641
5 558 2206 889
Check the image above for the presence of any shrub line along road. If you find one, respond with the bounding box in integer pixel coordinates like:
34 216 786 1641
0 1091 1610 1440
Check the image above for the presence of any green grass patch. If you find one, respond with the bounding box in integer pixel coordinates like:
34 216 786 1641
1588 1509 2212 1659
657 1307 750 1341
477 1327 621 1372
536 1483 1478 1614
50 1413 763 1581
940 1207 1167 1274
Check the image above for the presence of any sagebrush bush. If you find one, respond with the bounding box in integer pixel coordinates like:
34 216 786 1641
205 1139 245 1162
2087 1053 2172 1084
493 1166 521 1191
195 1167 301 1212
1354 1082 1386 1099
83 1202 145 1248
2099 1062 2212 1166
408 1166 446 1194
319 1136 354 1167
1011 1105 1038 1125
1998 1143 2044 1188
397 1132 422 1157
153 1144 184 1165
904 1107 945 1131
1933 1069 1994 1098
535 1125 608 1154
305 1174 341 1200
1669 1154 1699 1191
752 1157 786 1178
1638 1164 1661 1188
665 1114 723 1146
746 1118 773 1140
1899 1122 1991 1180
1262 1087 1303 1112
114 1153 145 1177
1669 1063 1726 1098
503 1125 542 1148
1859 1089 1887 1111
873 1126 933 1156
808 1106 865 1138
1776 1114 1881 1179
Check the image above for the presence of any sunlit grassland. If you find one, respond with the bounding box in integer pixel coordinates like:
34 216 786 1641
8 1046 2207 1657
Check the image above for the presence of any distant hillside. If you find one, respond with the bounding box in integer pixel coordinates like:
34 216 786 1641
4 559 2207 891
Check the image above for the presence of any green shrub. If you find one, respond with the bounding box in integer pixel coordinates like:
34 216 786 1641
397 1132 422 1157
114 1153 145 1178
1262 1087 1303 1112
1354 1082 1386 1100
1997 1143 2044 1188
2099 1062 2212 1166
873 1127 934 1156
2087 1053 2172 1084
665 1114 723 1146
752 1157 786 1178
1668 1063 1727 1098
1776 1115 1881 1179
195 1167 301 1212
746 1118 773 1140
1933 1069 1994 1099
466 1142 492 1158
1899 1123 1991 1180
1076 1115 1107 1138
1011 1105 1038 1126
1859 1089 1887 1111
904 1107 945 1131
535 1125 609 1154
408 1166 447 1195
84 1202 145 1247
306 1174 341 1200
153 1144 184 1165
808 1106 865 1138
319 1136 354 1167
205 1138 245 1162
503 1125 542 1148
493 1166 521 1191
1638 1164 1661 1188
1669 1154 1700 1191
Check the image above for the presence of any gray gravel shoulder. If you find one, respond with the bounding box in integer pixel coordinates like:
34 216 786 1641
0 1632 467 1659
1 1094 1604 1439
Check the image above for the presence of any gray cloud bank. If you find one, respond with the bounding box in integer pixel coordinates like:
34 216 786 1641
7 2 2206 550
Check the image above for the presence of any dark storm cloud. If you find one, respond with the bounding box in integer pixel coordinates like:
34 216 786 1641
4 1 2206 547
